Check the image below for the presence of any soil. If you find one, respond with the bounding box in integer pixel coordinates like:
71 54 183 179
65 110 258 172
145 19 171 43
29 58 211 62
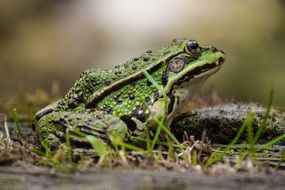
1 166 285 190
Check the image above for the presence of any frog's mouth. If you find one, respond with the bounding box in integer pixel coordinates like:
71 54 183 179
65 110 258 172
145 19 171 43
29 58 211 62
175 57 224 86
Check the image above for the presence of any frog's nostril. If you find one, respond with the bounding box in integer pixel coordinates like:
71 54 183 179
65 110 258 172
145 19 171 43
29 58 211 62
218 57 225 64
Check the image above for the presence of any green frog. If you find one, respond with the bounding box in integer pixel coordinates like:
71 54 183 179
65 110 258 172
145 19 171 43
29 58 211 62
35 39 225 148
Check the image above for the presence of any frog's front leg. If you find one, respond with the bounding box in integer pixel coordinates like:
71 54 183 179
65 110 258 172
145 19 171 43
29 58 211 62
35 111 128 149
146 97 170 128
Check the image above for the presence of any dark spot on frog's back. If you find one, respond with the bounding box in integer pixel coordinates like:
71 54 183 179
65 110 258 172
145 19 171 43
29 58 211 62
68 92 84 108
96 113 105 120
129 94 135 100
145 97 152 106
88 76 97 84
133 57 139 61
123 63 129 68
132 105 146 122
114 71 122 76
68 101 78 109
103 106 112 114
132 65 137 70
143 57 150 62
153 92 160 102
51 117 67 126
104 80 111 86
164 50 170 55
114 96 123 105
80 70 90 78
146 80 152 86
79 73 85 78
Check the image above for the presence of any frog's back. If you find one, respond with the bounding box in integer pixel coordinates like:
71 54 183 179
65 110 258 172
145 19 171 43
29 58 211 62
56 41 183 111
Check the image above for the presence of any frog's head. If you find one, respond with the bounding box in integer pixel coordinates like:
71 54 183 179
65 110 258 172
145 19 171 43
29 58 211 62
163 39 225 119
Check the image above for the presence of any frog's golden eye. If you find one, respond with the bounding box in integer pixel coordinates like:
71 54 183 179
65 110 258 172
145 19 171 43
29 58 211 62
185 40 201 54
169 58 185 73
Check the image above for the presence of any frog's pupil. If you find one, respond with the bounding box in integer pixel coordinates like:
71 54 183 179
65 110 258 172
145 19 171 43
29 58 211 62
187 41 199 50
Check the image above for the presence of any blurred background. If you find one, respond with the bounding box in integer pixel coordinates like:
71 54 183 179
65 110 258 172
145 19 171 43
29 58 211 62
0 0 285 107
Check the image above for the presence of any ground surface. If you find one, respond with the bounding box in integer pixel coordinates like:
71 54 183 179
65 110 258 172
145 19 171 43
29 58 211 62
1 98 285 189
0 118 284 189
1 166 285 190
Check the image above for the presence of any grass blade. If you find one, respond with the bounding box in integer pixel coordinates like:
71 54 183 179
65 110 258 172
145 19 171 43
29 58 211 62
142 70 167 98
253 90 274 144
12 108 22 137
205 112 255 168
256 133 285 152
155 119 183 149
86 135 109 157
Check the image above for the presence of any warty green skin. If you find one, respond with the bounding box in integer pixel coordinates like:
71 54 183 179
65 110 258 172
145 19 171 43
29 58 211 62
35 39 225 148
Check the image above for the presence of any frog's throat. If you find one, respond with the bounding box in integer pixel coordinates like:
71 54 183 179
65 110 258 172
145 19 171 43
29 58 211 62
166 66 221 124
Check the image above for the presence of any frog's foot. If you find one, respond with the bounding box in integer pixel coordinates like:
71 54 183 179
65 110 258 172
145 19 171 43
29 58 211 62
35 111 128 149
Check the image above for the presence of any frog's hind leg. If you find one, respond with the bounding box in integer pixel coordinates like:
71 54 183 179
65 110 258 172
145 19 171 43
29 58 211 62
35 111 128 149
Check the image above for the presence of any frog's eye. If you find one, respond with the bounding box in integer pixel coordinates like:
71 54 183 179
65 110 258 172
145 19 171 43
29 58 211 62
168 58 185 73
185 40 200 54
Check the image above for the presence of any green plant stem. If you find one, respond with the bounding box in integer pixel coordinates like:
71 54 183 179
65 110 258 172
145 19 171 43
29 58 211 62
253 89 274 144
150 122 162 151
142 70 167 98
12 108 22 137
155 119 183 149
205 112 255 168
256 133 285 152
65 131 72 162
